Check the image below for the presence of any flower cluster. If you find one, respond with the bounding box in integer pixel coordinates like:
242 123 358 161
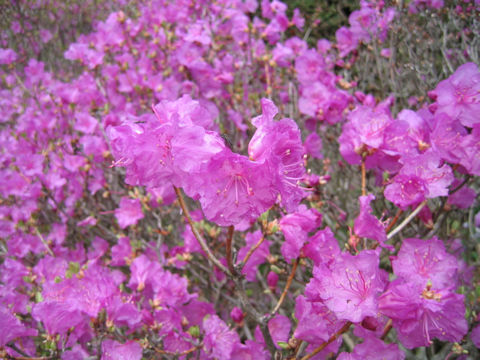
339 62 479 210
108 97 306 226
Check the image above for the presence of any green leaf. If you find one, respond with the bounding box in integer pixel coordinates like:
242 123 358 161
35 292 44 303
66 261 80 279
188 325 200 338
271 265 283 275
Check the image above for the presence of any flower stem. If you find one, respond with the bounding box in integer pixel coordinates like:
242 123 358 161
239 236 265 269
380 319 393 340
387 200 427 240
385 208 403 233
174 187 276 356
270 258 299 316
226 225 235 275
361 156 367 196
174 186 230 276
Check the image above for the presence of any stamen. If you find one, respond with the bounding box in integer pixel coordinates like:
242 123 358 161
284 175 304 181
283 162 303 170
234 178 239 205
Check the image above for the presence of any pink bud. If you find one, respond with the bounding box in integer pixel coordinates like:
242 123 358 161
230 307 244 324
267 271 279 292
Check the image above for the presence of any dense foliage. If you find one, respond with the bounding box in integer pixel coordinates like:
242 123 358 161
1 0 479 359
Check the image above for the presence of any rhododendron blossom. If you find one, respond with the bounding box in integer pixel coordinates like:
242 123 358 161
354 194 388 248
305 250 386 323
379 237 468 348
433 62 480 128
379 279 467 348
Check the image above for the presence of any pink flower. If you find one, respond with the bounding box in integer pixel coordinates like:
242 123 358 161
63 154 86 173
0 48 17 64
381 231 467 349
298 81 330 118
384 151 454 209
203 315 240 360
433 62 480 127
0 305 37 346
268 314 291 348
41 264 118 318
294 295 345 356
391 237 459 290
379 280 467 349
304 132 323 159
471 324 480 348
350 105 392 149
292 8 305 30
339 104 393 165
305 250 386 323
231 340 269 360
32 302 85 336
74 112 98 134
336 26 359 57
16 154 44 177
447 180 475 209
337 334 405 360
295 50 325 84
302 227 341 266
384 174 427 209
459 124 480 176
186 20 212 45
101 340 142 360
110 237 132 266
108 97 224 193
279 206 322 261
128 254 162 292
349 7 376 42
151 270 196 307
249 99 306 211
354 194 388 248
115 197 144 229
196 149 276 226
430 113 468 164
383 109 431 157
39 29 52 43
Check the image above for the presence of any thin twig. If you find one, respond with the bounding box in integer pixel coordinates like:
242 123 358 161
270 258 299 316
294 339 305 358
173 186 230 276
226 225 235 275
380 319 393 340
235 279 277 356
387 200 427 240
361 157 367 196
385 209 403 233
34 228 54 257
173 186 276 355
174 186 276 355
239 236 265 268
